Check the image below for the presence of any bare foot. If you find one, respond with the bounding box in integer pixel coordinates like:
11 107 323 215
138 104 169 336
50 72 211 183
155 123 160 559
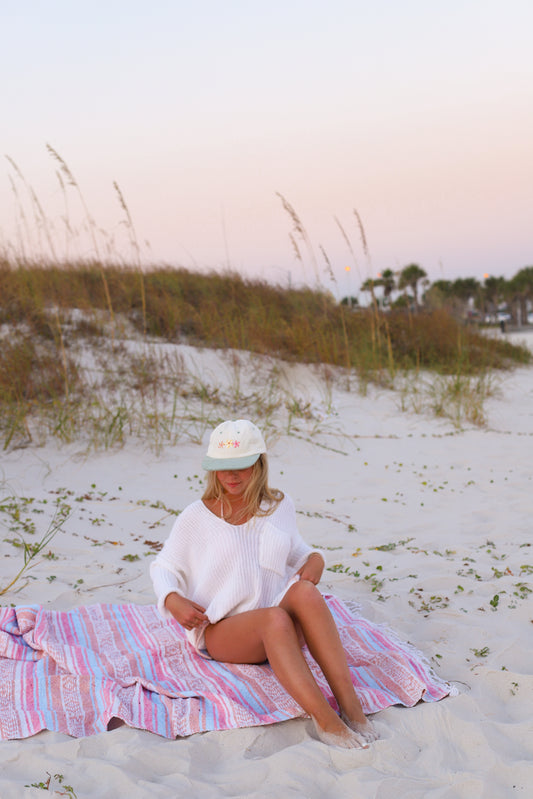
340 712 379 744
311 716 369 749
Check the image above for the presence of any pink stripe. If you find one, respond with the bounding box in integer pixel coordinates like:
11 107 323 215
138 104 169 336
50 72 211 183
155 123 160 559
0 599 452 739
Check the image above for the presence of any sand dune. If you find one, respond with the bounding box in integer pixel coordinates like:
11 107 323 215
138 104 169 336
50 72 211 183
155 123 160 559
1 332 532 797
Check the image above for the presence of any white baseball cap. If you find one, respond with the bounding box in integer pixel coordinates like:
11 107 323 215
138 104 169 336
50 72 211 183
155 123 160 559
202 419 267 471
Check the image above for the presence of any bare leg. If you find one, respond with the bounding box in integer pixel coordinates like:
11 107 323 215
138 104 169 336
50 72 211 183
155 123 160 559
204 605 368 748
279 580 378 743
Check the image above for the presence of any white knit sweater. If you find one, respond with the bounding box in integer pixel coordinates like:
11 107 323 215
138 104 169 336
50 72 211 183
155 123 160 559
150 494 324 649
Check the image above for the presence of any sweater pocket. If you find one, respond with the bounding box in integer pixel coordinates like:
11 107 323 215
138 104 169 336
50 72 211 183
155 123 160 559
259 522 291 576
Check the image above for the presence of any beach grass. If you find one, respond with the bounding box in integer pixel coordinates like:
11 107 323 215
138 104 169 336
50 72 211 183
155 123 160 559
0 259 531 451
2 259 530 367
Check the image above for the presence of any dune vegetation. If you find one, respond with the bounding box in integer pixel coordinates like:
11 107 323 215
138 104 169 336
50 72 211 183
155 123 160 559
0 258 531 453
0 148 531 451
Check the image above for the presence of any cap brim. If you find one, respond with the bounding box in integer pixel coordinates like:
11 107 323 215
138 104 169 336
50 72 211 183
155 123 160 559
201 452 261 471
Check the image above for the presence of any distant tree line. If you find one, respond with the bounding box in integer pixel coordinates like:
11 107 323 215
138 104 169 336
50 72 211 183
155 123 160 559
342 264 533 326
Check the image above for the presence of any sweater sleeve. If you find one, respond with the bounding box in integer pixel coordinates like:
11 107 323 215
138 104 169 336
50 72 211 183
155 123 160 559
150 503 198 619
150 560 184 619
277 494 326 571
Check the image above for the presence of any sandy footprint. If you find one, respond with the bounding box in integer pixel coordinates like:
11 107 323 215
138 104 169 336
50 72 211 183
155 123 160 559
244 719 309 759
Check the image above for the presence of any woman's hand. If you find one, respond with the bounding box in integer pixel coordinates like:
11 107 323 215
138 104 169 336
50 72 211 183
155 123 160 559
297 552 324 585
164 592 209 631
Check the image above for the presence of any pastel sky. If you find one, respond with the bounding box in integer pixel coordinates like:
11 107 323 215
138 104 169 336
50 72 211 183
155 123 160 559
2 0 532 297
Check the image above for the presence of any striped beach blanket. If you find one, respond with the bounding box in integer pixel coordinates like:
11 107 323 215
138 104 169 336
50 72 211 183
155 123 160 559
0 596 453 740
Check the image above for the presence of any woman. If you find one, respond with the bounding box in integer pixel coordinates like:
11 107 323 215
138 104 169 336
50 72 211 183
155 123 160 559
151 419 377 749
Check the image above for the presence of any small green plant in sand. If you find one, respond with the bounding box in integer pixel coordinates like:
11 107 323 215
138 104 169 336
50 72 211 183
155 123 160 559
0 498 71 596
327 561 391 602
25 772 78 797
408 589 450 615
372 537 414 552
513 582 532 599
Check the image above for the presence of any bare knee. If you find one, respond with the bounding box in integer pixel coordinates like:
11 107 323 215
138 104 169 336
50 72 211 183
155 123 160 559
205 607 295 664
284 579 324 610
280 581 331 628
262 606 296 638
259 607 307 660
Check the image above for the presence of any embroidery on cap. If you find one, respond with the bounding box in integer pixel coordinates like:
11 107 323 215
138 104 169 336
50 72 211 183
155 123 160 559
218 440 240 449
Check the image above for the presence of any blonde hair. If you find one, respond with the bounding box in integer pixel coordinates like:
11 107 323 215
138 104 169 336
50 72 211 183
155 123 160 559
202 454 283 519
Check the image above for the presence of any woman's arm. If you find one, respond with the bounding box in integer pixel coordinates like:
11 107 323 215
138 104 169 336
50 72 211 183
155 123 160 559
164 592 209 631
277 495 326 581
150 504 203 623
151 559 209 631
296 552 325 584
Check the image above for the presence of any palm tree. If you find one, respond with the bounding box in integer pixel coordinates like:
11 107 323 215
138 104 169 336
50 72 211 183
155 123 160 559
425 279 453 310
508 267 533 326
398 264 427 311
450 278 481 319
360 277 379 308
482 276 507 320
340 295 359 309
377 269 396 307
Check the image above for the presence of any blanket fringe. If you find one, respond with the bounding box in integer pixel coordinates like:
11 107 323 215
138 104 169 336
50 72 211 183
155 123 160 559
341 598 459 698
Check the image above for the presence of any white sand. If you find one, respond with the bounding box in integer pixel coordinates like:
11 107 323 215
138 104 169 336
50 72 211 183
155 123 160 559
1 332 532 798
